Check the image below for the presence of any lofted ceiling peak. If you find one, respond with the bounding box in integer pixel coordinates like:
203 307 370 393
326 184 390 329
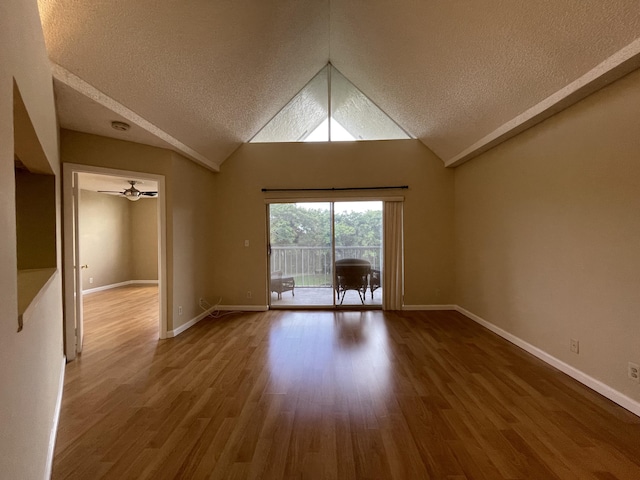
250 63 411 143
38 0 640 171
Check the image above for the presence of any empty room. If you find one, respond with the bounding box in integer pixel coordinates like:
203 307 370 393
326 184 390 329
2 1 640 479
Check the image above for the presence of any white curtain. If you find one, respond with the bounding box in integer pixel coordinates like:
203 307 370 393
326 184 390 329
383 201 404 310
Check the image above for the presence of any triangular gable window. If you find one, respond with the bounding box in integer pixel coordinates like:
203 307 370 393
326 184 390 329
250 64 411 143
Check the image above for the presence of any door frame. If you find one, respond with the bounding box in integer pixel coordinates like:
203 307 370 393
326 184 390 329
63 163 168 360
266 197 397 309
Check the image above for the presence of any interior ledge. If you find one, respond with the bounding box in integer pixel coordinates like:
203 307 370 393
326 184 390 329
17 268 57 332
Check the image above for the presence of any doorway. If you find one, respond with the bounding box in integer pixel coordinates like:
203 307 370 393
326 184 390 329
62 163 167 361
268 201 383 308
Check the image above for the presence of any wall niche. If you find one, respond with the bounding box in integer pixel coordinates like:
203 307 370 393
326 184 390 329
14 81 57 332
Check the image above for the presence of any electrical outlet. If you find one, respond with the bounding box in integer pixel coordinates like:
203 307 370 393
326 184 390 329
629 362 640 383
178 306 183 315
246 291 252 299
89 277 94 284
570 339 579 354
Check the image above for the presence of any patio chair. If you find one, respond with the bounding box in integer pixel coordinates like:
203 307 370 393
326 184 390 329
270 271 295 299
335 258 370 305
369 268 381 299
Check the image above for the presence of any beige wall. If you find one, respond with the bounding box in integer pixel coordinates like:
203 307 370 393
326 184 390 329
61 130 217 330
79 190 158 290
213 140 455 306
79 190 132 289
169 152 218 324
0 0 64 478
455 68 640 403
15 169 57 270
130 197 159 281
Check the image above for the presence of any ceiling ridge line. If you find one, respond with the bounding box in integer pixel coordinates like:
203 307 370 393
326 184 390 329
50 62 220 172
328 0 331 61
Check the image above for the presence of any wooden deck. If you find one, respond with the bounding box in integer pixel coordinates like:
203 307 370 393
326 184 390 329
52 285 640 479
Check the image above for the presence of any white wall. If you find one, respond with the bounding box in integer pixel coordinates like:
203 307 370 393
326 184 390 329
0 0 65 478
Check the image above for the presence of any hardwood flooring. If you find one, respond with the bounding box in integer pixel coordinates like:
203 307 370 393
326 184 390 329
52 285 640 479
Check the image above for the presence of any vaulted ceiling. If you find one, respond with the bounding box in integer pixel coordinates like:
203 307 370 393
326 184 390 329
38 1 640 172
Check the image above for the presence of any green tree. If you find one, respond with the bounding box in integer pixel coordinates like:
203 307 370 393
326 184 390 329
270 204 381 247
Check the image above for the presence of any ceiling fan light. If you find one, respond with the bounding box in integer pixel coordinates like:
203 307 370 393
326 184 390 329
124 190 141 201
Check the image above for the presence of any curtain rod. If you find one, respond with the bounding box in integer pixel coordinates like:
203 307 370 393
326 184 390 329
261 185 408 193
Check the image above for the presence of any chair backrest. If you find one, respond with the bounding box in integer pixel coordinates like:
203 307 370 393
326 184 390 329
335 258 371 269
335 259 371 288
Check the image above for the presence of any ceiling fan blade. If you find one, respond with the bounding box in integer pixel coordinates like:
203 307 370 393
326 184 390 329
97 190 124 194
140 191 158 196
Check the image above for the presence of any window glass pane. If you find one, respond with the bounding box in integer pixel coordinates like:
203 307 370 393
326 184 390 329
251 66 328 143
334 201 382 306
250 64 410 143
330 68 410 141
269 202 333 306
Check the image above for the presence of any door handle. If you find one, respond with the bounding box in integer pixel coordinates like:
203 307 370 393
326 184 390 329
80 265 88 269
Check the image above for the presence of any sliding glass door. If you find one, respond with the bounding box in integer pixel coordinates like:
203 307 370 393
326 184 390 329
268 201 382 308
269 202 333 306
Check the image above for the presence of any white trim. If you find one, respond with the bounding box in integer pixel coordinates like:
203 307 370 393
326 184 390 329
63 163 168 345
455 305 640 418
45 355 66 480
402 304 457 311
62 165 76 360
166 309 211 338
166 305 268 337
82 279 158 295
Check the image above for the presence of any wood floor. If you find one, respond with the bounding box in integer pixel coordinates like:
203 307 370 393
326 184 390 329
52 285 640 479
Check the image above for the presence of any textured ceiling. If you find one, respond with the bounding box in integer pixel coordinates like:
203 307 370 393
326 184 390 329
38 0 640 169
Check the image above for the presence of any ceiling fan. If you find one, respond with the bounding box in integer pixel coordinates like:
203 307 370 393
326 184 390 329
98 180 158 202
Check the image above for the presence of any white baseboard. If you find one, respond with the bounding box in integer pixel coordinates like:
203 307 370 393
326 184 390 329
166 305 268 338
166 308 213 337
454 305 640 418
45 355 66 480
402 304 457 311
83 279 158 295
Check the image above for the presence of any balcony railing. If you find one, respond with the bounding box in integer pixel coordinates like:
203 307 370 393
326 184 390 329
270 246 382 287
